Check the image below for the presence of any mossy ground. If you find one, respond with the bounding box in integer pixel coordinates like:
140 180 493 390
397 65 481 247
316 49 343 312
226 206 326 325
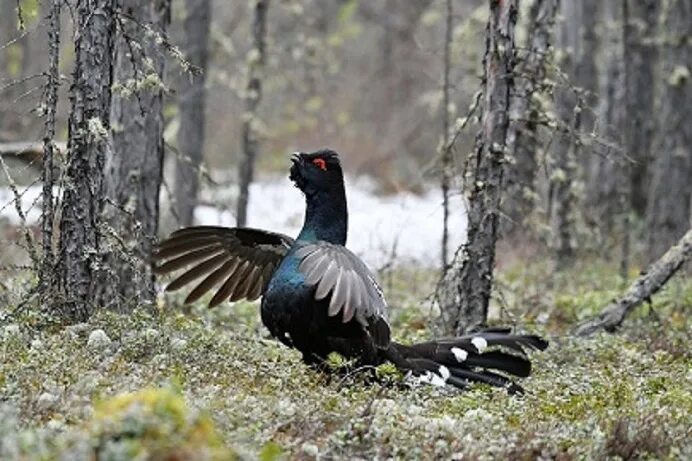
0 259 690 460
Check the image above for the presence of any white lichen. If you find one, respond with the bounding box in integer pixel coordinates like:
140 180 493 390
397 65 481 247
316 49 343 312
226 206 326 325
87 329 111 350
37 392 59 411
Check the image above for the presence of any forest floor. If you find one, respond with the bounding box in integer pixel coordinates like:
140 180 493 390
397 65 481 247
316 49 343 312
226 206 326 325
0 259 690 460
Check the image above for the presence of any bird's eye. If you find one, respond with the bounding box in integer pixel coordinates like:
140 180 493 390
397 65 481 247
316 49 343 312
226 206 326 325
312 158 327 171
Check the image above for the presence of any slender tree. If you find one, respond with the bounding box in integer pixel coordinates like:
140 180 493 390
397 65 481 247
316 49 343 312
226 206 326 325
237 0 269 227
620 0 632 281
0 0 17 136
575 0 599 175
366 0 434 173
503 0 558 237
550 0 581 269
438 0 518 334
645 0 691 262
99 0 171 310
551 96 581 270
54 0 117 322
577 0 600 117
40 0 61 291
590 0 625 237
440 0 453 268
175 0 211 226
624 0 659 216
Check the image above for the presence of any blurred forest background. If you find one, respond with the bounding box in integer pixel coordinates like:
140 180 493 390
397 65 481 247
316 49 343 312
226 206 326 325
1 0 689 275
0 0 690 458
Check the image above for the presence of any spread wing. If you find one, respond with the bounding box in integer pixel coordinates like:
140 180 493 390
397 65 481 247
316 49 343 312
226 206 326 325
153 226 294 307
294 242 391 348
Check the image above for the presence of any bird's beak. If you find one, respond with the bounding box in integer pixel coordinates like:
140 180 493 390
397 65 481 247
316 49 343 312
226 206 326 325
289 152 304 188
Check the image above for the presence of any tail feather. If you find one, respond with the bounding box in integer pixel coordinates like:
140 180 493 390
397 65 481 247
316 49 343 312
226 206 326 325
386 329 547 393
459 350 531 377
448 367 523 394
414 332 548 356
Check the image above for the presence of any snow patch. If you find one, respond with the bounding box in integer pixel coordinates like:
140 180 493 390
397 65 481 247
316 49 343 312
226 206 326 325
1 175 467 268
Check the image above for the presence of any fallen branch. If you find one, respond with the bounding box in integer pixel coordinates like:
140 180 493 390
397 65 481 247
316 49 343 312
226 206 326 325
575 228 692 336
0 141 66 166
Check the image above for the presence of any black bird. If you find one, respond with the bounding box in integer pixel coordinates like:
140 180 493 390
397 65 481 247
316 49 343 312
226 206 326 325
153 149 547 392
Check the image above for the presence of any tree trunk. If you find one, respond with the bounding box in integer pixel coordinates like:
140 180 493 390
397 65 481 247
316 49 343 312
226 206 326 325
98 0 170 311
551 0 579 269
236 0 269 227
437 0 518 335
575 227 692 336
503 0 558 237
40 0 61 293
645 0 692 262
577 0 600 118
175 0 211 226
624 0 659 217
574 0 600 175
440 0 453 268
0 0 17 137
589 0 625 237
54 0 116 322
360 0 434 173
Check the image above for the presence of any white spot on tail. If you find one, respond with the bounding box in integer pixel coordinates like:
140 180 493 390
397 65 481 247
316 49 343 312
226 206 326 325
471 336 488 353
451 347 468 362
438 365 450 381
416 371 446 387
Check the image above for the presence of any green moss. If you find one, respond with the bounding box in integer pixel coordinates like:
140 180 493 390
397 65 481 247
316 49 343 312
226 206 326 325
91 387 235 460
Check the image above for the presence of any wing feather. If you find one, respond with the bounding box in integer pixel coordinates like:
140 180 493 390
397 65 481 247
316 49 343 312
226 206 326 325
185 258 239 303
154 237 220 259
315 260 338 300
208 260 249 306
328 267 346 316
339 272 354 323
154 226 294 307
166 253 230 292
231 264 260 302
294 241 391 348
155 246 224 273
303 252 331 286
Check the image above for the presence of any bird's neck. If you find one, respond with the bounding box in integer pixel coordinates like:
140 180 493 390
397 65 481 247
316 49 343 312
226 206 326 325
297 188 348 245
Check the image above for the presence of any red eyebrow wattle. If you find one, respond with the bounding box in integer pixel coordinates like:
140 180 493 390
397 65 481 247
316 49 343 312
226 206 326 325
313 158 327 170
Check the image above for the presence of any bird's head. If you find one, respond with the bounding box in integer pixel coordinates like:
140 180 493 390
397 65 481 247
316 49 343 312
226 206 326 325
289 149 344 197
